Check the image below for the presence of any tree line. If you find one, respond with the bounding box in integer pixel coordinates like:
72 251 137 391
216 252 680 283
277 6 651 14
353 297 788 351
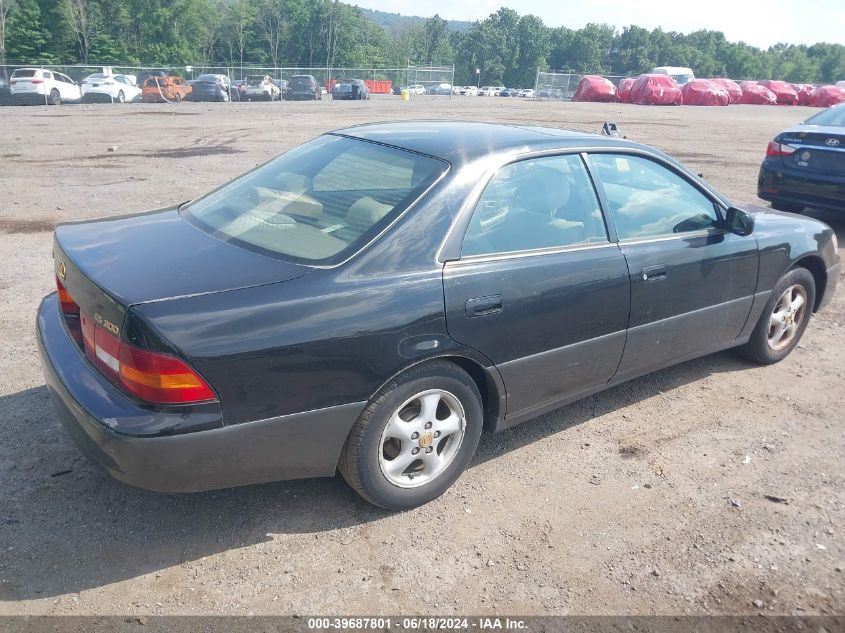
0 0 843 87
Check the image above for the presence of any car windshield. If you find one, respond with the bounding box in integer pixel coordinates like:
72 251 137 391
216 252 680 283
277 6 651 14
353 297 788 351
806 104 845 127
290 77 312 88
183 135 448 264
86 73 108 80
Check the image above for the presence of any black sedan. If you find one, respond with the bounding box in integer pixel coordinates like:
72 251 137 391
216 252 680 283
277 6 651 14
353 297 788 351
758 103 845 213
38 122 839 509
332 79 369 100
187 74 231 102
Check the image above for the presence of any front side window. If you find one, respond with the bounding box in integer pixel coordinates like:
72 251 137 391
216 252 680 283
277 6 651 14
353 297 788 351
184 135 447 263
462 154 607 257
589 154 719 240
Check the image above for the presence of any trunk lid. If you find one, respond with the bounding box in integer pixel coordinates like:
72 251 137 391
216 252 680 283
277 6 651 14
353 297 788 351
54 207 310 330
778 125 845 174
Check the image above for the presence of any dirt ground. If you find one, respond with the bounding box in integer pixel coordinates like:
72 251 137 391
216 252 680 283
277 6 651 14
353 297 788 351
0 97 843 616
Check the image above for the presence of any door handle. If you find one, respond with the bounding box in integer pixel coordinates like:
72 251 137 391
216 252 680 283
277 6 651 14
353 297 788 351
465 294 503 317
642 265 667 282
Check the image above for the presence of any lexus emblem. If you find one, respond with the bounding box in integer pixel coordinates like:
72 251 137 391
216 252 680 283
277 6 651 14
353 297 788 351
58 261 66 281
826 138 840 147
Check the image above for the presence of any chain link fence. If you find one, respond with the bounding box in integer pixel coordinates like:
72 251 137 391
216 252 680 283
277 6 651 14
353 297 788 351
0 63 454 103
534 71 627 100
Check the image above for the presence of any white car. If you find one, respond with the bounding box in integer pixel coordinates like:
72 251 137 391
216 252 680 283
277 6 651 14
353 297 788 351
459 86 478 96
837 80 845 88
9 68 82 105
478 86 494 96
405 84 426 95
652 66 695 85
244 75 280 100
518 88 535 98
81 73 141 103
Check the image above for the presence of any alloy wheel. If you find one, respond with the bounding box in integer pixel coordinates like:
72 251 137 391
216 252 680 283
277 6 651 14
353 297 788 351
767 284 807 351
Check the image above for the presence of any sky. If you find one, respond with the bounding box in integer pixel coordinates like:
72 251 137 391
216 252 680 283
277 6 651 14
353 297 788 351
351 0 845 49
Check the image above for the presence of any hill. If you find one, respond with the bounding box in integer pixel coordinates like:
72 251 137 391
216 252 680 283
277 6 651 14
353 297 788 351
357 7 472 35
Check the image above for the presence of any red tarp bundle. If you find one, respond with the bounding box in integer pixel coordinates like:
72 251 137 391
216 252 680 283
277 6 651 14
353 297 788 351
617 77 635 103
793 84 816 106
759 80 799 105
810 86 845 108
572 75 618 102
681 79 731 106
740 84 777 105
708 78 743 104
630 74 683 105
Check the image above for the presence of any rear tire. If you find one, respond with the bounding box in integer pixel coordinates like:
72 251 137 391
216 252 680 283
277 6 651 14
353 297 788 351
738 267 815 365
49 89 61 106
174 93 182 103
117 90 125 103
772 202 804 213
339 361 483 510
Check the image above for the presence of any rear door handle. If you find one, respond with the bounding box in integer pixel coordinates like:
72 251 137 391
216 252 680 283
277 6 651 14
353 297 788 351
642 265 667 282
466 294 503 317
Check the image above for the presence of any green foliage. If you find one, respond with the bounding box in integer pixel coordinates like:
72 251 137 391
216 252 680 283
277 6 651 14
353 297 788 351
1 0 844 86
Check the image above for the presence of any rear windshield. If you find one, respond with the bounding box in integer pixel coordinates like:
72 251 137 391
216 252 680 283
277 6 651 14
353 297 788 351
12 69 38 78
806 104 845 127
290 76 313 88
183 135 447 264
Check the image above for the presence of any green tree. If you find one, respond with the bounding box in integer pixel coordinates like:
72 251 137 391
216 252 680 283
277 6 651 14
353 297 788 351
5 0 50 61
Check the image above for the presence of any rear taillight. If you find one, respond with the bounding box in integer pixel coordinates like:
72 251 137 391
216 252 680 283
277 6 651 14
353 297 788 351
119 345 215 404
766 140 796 157
30 79 43 85
81 314 215 404
59 279 214 404
56 277 80 315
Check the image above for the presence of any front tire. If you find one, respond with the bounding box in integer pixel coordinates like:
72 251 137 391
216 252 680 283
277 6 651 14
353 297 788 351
49 89 61 106
116 90 125 103
739 267 815 364
339 361 483 510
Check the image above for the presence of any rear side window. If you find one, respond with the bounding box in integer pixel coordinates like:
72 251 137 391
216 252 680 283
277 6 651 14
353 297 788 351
589 154 718 240
184 135 447 264
462 154 607 257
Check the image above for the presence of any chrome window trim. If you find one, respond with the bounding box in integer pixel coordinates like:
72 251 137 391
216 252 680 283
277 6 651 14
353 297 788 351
618 227 728 247
447 240 617 266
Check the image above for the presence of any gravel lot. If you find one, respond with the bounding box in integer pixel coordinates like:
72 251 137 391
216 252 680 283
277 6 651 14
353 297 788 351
0 97 843 616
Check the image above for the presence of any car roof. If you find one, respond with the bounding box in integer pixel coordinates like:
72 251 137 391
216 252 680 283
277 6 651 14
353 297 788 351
331 121 640 165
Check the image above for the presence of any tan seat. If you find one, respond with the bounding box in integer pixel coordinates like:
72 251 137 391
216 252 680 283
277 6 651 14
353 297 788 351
345 196 392 229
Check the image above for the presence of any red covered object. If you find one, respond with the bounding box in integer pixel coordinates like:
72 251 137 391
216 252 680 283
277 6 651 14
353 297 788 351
630 74 683 105
708 78 742 104
810 86 845 108
572 75 618 102
617 77 635 103
793 84 816 106
681 79 730 106
740 84 777 105
759 80 799 105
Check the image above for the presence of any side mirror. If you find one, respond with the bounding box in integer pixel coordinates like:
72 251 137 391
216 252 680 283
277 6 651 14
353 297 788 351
725 206 754 236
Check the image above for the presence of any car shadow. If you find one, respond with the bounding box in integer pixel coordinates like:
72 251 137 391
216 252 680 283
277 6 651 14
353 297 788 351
0 349 769 600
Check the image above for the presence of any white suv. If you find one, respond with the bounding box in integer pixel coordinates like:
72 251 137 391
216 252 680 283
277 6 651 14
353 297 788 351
10 68 82 105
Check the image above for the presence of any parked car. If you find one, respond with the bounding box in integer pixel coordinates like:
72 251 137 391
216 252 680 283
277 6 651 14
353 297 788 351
141 75 192 103
81 73 141 103
478 86 495 96
274 79 288 98
652 66 695 85
332 79 370 100
458 86 478 96
243 75 279 101
188 74 231 102
758 103 845 213
0 77 11 105
499 88 519 97
38 121 839 510
9 68 82 105
284 74 321 100
426 83 453 96
404 84 426 95
232 79 247 101
518 88 535 98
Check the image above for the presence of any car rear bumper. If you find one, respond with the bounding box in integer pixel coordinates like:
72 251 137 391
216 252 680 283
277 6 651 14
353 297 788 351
10 92 49 104
81 92 119 103
758 162 845 212
37 293 365 493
